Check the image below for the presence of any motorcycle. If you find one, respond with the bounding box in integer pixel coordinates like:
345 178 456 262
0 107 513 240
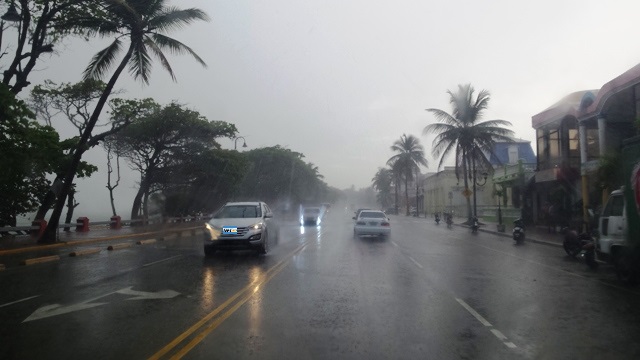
563 228 598 270
471 216 479 234
435 214 441 225
445 214 453 229
512 218 525 244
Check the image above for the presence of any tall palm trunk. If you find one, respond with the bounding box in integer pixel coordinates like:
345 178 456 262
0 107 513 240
404 175 410 216
41 45 135 243
394 177 399 214
462 149 472 223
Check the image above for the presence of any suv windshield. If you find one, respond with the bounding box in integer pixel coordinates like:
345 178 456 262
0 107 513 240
214 205 262 219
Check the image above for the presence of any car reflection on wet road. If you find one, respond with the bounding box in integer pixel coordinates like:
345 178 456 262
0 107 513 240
1 210 640 359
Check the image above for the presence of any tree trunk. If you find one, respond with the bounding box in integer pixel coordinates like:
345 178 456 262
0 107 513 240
405 176 410 216
462 150 472 223
63 190 77 232
394 178 399 214
109 188 117 217
40 44 135 243
34 177 63 220
131 184 146 224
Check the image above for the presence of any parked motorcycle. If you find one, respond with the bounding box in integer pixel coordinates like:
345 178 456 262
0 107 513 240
563 228 598 269
512 218 525 244
471 216 479 234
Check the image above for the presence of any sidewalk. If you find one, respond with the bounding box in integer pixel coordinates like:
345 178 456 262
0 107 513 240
410 214 565 247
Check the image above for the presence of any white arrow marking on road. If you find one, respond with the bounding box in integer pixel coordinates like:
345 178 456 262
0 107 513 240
116 286 180 300
23 287 180 322
23 299 109 323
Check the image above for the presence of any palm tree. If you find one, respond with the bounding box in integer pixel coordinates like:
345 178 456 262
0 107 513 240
423 84 513 223
371 167 393 209
42 0 209 242
387 134 428 216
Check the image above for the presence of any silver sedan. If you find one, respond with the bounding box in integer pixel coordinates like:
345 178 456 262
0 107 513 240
353 210 391 238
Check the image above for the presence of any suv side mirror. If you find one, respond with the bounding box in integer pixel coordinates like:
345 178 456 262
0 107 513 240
265 213 273 219
352 216 356 220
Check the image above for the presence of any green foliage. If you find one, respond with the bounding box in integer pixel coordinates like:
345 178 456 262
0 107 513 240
371 167 393 208
0 84 60 225
1 0 105 94
108 101 238 217
78 0 209 84
597 151 622 191
160 150 249 216
236 146 333 207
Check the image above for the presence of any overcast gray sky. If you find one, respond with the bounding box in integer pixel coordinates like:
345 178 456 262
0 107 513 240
14 0 640 220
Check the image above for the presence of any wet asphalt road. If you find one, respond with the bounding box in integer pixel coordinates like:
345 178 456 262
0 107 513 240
1 211 640 359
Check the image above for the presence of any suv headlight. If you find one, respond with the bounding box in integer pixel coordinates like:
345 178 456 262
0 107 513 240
205 223 221 239
250 222 264 230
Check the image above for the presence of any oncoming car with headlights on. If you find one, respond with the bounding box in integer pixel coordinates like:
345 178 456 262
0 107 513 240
203 201 276 256
353 210 391 238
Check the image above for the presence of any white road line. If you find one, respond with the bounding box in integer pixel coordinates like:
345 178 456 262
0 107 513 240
391 241 399 247
0 295 40 309
455 298 492 326
143 255 183 267
407 256 424 269
491 329 507 341
456 298 518 349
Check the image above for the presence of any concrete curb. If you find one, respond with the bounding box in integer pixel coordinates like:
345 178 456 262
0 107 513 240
107 243 133 251
455 224 563 248
136 239 157 245
69 248 101 257
20 255 60 266
0 226 200 256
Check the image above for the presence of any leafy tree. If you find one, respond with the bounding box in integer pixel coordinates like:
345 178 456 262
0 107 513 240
28 80 136 221
107 101 237 220
160 149 249 216
0 84 67 226
424 84 513 222
371 167 393 209
41 0 209 242
236 146 332 208
0 0 101 95
387 134 428 216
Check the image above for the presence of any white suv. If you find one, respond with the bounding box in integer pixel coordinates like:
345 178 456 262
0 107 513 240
203 201 276 256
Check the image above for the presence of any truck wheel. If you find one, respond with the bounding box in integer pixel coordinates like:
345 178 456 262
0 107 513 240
614 251 638 285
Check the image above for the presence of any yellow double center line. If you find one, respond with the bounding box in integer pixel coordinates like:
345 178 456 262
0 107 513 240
148 241 309 360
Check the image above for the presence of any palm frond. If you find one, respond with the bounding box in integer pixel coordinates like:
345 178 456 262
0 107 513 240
129 41 153 84
425 108 459 126
151 33 207 67
83 38 123 80
144 35 176 81
149 7 210 32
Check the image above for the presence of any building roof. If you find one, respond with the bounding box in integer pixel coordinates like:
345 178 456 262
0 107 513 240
532 90 598 128
489 140 536 166
580 62 640 120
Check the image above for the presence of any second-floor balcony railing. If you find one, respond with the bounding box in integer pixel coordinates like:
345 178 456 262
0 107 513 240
493 160 536 183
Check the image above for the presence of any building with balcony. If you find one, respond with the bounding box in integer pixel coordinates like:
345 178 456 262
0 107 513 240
531 62 640 227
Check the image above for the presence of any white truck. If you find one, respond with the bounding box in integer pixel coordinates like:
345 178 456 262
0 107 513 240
597 136 640 284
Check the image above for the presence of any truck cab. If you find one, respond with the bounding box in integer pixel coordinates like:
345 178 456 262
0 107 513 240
598 189 627 258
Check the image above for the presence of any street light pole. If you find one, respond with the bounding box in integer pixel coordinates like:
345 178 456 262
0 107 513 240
471 157 488 220
234 136 247 150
